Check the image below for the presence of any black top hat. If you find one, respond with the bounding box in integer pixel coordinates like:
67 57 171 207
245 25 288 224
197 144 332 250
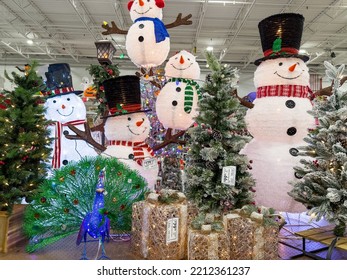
102 75 150 118
41 63 83 98
254 13 309 66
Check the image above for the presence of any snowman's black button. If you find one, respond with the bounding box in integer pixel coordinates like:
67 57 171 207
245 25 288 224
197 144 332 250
63 130 69 135
138 36 144 42
287 127 297 136
289 148 299 156
176 87 181 92
172 100 178 106
286 100 296 108
139 24 144 29
128 154 135 159
62 160 68 165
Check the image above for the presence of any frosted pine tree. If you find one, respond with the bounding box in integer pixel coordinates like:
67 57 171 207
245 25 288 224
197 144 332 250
184 51 255 214
289 61 347 236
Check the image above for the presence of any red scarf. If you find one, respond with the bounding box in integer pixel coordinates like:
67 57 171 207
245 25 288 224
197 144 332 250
256 85 313 99
51 119 86 168
108 140 154 166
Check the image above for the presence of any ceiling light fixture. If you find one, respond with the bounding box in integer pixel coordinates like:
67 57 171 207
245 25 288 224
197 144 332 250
206 46 213 52
27 39 34 45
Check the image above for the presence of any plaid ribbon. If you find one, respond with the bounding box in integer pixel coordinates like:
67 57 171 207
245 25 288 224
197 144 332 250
51 119 86 169
108 140 154 166
256 85 313 99
168 78 202 114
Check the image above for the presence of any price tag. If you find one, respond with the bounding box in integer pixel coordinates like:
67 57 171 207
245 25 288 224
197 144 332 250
166 218 179 244
222 166 236 186
143 158 157 170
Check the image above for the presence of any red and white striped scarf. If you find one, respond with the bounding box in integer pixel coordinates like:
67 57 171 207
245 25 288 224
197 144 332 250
51 119 86 169
256 85 313 99
108 140 154 166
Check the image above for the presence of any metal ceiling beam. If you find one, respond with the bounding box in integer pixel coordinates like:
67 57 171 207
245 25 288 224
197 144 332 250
11 0 80 62
192 0 209 54
219 0 256 61
67 0 103 41
0 41 30 59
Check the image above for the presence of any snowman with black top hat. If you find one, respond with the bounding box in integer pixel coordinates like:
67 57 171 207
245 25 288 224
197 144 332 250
241 13 316 213
101 75 158 190
42 63 98 169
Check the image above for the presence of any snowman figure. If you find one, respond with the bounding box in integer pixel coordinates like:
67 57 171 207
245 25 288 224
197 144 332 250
126 0 170 69
156 50 202 131
241 13 315 213
102 1 192 70
101 75 158 190
42 63 98 169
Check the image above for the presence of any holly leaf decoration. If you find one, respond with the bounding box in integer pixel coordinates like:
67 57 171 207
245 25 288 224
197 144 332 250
272 37 282 53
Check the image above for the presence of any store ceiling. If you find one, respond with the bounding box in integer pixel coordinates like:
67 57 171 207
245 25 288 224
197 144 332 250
0 0 347 76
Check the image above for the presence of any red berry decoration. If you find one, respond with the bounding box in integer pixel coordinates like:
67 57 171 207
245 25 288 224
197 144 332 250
40 197 47 203
70 169 76 176
34 213 40 219
117 171 122 176
73 199 79 205
120 204 125 210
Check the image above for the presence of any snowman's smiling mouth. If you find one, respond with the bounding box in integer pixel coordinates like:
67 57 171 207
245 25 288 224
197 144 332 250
134 7 152 15
274 71 304 80
171 63 193 71
127 125 148 136
57 107 74 117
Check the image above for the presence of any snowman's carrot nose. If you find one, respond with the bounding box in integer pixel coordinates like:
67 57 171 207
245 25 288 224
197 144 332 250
288 64 297 72
139 0 144 7
136 120 144 127
62 104 66 109
180 55 185 64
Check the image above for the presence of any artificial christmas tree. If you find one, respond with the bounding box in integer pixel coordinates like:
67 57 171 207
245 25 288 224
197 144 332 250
0 61 51 213
289 61 347 236
184 51 255 214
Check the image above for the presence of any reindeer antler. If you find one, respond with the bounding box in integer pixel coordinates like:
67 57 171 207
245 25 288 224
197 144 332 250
65 123 106 152
101 21 128 35
165 13 192 29
153 128 186 151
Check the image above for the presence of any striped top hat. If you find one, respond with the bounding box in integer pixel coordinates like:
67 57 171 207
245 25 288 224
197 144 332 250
254 13 309 66
41 63 83 98
102 75 150 118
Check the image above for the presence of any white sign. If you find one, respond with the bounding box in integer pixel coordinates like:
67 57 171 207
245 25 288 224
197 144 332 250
143 158 158 170
166 218 179 244
222 166 237 186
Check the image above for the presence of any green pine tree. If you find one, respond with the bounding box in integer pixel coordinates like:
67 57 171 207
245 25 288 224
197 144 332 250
288 61 347 236
23 156 148 252
86 64 120 116
0 62 52 213
184 51 255 214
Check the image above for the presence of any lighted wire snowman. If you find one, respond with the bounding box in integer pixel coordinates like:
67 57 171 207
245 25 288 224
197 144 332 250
241 13 316 213
102 0 192 70
156 50 202 131
41 63 98 169
101 75 158 190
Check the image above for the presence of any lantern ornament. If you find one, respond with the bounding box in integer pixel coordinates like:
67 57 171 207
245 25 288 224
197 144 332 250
95 40 116 65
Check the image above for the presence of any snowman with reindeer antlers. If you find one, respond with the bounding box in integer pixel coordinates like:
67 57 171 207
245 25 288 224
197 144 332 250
102 0 192 74
241 13 316 214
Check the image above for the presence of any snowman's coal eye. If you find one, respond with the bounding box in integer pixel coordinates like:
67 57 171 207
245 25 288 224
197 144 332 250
279 62 283 66
67 98 70 101
175 57 178 60
188 58 190 61
142 118 144 121
128 117 131 121
172 100 178 106
53 100 57 103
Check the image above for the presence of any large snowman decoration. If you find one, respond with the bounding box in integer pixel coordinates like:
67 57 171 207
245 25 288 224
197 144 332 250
42 63 98 169
241 14 315 213
126 0 170 69
101 75 158 190
156 50 202 130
